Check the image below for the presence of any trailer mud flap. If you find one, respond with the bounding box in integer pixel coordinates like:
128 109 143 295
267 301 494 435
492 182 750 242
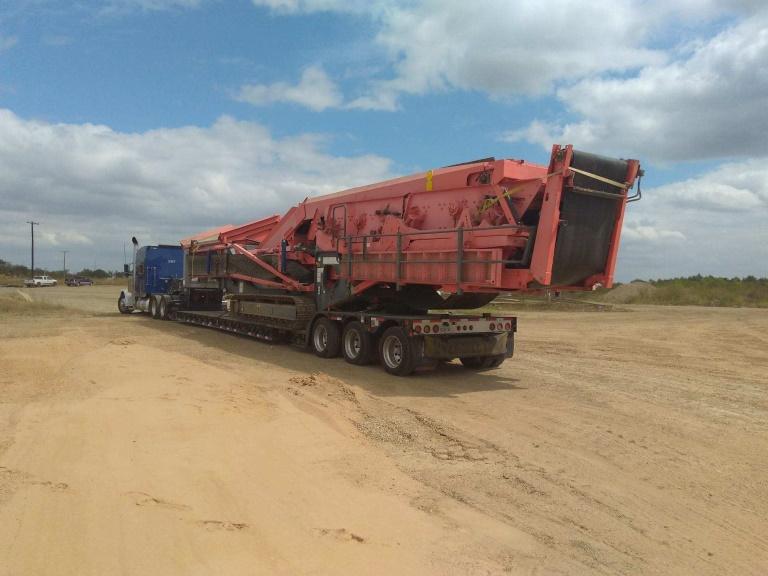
423 332 509 360
550 151 630 287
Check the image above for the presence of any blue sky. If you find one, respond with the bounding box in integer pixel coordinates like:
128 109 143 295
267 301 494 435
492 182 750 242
2 2 553 168
0 0 766 278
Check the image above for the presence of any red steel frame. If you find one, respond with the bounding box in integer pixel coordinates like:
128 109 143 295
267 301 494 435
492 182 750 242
181 145 640 296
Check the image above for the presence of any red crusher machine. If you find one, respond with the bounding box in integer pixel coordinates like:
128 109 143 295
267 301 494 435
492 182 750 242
125 145 641 375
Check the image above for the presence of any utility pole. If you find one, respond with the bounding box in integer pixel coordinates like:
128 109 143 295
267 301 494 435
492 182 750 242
61 250 69 281
26 221 39 276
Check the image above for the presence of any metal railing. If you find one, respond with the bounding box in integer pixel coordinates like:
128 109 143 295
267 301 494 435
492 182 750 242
338 223 537 293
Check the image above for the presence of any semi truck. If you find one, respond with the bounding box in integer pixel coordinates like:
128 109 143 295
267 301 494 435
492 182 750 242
118 145 641 376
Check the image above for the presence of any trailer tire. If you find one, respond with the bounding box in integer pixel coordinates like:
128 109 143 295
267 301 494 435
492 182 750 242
342 321 373 365
312 317 341 358
118 294 131 314
487 355 505 368
460 355 504 371
379 326 416 376
460 356 488 370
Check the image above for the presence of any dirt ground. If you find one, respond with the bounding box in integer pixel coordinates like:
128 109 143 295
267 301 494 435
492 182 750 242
0 285 766 575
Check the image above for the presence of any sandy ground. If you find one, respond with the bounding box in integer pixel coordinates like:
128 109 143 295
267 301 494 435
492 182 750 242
0 285 766 575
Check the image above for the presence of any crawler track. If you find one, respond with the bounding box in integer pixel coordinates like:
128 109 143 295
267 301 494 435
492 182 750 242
174 294 316 343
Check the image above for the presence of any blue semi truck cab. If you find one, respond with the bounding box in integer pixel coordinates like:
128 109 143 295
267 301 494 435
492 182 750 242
118 244 184 315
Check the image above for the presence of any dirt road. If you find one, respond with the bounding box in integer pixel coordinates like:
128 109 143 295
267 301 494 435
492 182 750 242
1 286 766 574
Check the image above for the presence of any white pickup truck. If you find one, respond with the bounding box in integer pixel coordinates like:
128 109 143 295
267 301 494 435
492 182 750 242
24 275 58 287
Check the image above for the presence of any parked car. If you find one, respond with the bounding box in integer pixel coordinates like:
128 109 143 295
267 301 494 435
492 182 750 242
24 275 57 287
65 276 94 286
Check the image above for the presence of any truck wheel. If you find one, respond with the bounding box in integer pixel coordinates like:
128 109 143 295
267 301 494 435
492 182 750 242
158 297 169 320
153 296 163 319
118 294 131 314
148 297 157 318
379 326 416 376
342 321 373 365
312 317 341 358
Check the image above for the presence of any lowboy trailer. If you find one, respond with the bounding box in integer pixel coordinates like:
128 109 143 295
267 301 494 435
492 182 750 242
119 145 641 376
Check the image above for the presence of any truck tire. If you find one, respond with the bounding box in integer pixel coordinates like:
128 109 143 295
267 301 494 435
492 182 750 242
342 321 373 365
312 317 341 358
379 326 416 376
153 296 163 319
118 294 131 314
158 296 169 320
148 297 157 318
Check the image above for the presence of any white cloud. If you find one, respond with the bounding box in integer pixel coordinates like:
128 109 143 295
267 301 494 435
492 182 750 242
652 159 768 211
615 158 768 279
346 86 399 112
0 109 391 271
250 1 763 114
249 0 379 15
511 9 768 162
40 231 94 247
347 0 665 110
622 224 686 242
235 66 343 111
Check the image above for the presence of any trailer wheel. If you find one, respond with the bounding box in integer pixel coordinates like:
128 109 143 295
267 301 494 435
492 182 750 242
379 326 416 376
487 355 506 368
460 356 487 369
342 321 373 365
312 317 341 358
117 294 131 314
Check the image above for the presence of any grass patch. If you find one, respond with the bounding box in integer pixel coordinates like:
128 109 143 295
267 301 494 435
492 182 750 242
94 277 129 286
0 291 73 316
0 275 24 287
486 298 620 313
597 276 768 308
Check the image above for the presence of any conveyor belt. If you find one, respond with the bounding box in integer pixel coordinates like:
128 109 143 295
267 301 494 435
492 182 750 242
550 150 630 286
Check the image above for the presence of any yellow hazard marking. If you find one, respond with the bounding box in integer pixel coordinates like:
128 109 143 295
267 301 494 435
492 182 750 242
425 170 433 191
568 166 627 189
480 185 525 213
479 167 627 214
